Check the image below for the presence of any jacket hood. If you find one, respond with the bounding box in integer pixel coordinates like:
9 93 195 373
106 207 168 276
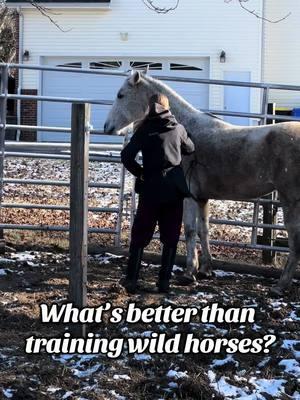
147 103 178 132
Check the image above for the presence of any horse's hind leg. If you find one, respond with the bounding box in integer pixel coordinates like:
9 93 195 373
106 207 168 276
272 200 300 295
182 197 199 283
197 199 213 278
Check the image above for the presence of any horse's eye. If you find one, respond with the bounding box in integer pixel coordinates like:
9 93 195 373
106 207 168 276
117 92 124 99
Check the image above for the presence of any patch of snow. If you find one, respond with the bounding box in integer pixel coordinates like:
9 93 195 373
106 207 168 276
282 340 300 358
249 377 286 397
47 387 62 393
26 261 39 267
236 395 265 400
214 270 236 278
53 354 102 378
208 370 249 398
211 355 239 368
62 392 73 399
0 258 15 264
203 323 228 336
172 265 183 272
166 370 188 380
168 382 178 388
11 252 36 261
109 390 127 400
141 331 153 338
257 357 270 369
72 363 101 378
148 263 160 268
133 354 152 361
283 310 300 322
196 292 216 300
93 254 115 264
269 300 287 310
113 374 131 380
279 359 300 377
252 324 262 332
0 269 7 276
52 354 74 364
2 389 14 399
159 324 167 331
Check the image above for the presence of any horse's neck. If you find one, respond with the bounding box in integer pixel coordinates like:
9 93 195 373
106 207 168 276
147 76 217 131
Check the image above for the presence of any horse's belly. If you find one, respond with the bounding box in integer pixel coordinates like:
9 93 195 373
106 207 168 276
197 173 275 201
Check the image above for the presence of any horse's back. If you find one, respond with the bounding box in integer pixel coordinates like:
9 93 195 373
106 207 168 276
262 122 300 200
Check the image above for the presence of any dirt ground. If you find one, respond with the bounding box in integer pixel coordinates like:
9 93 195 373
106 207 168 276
0 251 299 400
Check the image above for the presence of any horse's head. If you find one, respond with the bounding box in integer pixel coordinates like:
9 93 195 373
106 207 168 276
104 70 153 135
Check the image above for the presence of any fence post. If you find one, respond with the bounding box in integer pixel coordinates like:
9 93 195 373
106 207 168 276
0 65 8 253
258 87 277 264
261 98 277 264
69 103 90 337
114 133 129 247
261 191 278 264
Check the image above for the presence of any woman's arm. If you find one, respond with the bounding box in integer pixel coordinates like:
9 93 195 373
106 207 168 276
121 133 143 178
180 125 195 155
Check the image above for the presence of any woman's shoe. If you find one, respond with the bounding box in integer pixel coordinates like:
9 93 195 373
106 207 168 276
157 279 170 293
121 246 144 294
120 277 138 294
157 245 177 293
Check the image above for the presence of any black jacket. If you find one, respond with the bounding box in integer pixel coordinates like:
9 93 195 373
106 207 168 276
121 103 195 203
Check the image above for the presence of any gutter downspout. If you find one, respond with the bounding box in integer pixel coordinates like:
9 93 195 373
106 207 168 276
260 0 266 83
17 6 23 141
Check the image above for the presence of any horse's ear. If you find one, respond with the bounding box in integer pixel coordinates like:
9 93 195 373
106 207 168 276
128 70 141 86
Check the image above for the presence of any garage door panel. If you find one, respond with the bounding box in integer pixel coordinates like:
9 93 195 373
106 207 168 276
40 57 209 142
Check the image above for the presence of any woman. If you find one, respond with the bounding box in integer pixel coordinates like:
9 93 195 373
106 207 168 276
121 93 195 294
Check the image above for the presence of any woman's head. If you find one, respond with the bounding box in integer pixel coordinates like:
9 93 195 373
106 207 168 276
149 93 170 110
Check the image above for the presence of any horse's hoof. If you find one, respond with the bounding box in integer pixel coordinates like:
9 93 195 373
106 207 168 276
176 274 196 286
196 270 215 280
270 285 284 297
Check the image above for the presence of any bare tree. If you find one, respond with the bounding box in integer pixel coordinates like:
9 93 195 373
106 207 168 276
0 0 70 65
0 7 16 62
1 1 68 32
143 0 291 23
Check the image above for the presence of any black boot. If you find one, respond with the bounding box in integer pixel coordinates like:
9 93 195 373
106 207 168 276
157 246 177 293
121 246 143 294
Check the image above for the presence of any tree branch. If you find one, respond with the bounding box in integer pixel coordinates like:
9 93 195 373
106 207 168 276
27 1 71 32
142 0 179 14
225 0 291 23
143 0 291 23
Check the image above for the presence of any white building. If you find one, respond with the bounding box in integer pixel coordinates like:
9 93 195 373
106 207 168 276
6 0 299 141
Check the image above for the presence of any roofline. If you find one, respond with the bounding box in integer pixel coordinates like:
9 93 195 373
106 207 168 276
6 1 111 9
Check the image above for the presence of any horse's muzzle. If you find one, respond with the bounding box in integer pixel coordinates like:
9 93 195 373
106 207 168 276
104 122 115 135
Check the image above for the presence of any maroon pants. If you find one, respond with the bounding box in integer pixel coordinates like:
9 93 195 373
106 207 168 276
130 197 183 248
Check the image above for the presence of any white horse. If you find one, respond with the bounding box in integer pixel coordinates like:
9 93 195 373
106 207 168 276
104 70 300 295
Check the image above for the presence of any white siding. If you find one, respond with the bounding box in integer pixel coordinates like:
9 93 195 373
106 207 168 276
20 0 263 112
263 0 300 107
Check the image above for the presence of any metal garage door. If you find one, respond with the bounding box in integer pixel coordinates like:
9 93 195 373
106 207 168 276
39 57 209 142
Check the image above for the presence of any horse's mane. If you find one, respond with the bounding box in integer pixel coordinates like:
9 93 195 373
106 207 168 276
143 73 221 121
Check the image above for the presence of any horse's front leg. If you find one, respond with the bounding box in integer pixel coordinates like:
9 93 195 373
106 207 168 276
197 199 213 278
181 197 199 283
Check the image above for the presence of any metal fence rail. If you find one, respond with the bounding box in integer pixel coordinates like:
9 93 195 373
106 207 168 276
1 62 300 257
